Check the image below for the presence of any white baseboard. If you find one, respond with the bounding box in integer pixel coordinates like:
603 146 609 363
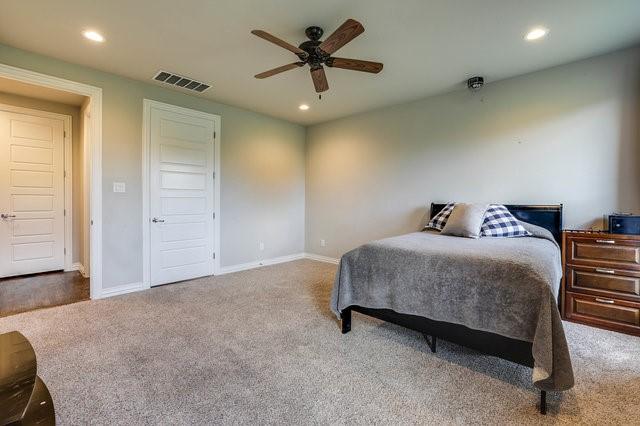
218 252 340 275
69 262 89 278
96 253 338 297
98 282 144 299
304 253 340 264
219 253 306 275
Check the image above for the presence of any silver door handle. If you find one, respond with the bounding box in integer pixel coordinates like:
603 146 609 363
595 268 615 274
151 218 165 223
0 214 16 219
595 298 615 304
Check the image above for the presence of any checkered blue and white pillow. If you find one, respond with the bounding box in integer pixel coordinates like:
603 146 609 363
481 205 531 237
426 203 455 231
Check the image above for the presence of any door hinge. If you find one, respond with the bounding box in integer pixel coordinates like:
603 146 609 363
64 130 67 138
213 172 215 179
213 252 216 259
64 170 66 178
212 212 215 219
213 131 216 138
64 209 66 216
64 248 67 255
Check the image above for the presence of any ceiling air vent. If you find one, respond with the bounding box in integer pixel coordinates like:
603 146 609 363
153 71 211 93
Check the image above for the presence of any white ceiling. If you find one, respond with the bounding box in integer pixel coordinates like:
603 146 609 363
0 76 87 106
1 0 639 125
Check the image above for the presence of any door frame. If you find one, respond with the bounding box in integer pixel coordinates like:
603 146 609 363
0 63 103 299
141 99 221 289
0 103 73 272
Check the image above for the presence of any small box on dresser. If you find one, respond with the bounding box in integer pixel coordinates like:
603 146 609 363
562 230 640 336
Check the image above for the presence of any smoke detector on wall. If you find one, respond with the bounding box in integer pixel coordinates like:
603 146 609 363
153 71 211 93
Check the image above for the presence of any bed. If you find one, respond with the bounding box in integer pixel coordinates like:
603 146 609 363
331 204 574 414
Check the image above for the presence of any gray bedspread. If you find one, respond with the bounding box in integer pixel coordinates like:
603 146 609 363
330 223 574 391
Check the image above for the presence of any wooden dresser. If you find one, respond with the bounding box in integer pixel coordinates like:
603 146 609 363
562 230 640 336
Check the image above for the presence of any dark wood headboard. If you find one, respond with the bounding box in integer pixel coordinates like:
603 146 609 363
430 203 563 244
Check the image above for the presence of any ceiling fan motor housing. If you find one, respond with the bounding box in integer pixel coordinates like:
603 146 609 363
299 41 328 68
305 26 324 41
298 27 331 69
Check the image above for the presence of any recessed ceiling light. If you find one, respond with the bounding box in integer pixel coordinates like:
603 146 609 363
525 27 548 41
299 104 310 111
82 30 105 43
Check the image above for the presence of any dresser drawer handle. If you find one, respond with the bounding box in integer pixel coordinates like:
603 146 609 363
595 298 615 304
595 239 616 244
595 268 615 274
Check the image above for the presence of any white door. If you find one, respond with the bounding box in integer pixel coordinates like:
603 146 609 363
0 109 65 277
149 106 215 286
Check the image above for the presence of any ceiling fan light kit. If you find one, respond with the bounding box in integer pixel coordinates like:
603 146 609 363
251 19 383 94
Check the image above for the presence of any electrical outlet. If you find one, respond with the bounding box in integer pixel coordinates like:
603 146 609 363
112 182 126 193
259 242 265 251
320 239 326 247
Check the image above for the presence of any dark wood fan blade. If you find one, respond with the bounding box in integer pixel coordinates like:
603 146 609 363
318 19 364 55
326 58 383 73
310 67 329 93
251 30 308 58
255 62 305 79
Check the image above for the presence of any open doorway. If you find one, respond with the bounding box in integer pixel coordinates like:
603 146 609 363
0 75 95 316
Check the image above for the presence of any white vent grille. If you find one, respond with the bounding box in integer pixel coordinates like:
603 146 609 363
153 71 211 93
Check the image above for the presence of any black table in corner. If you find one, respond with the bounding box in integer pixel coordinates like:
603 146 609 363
0 331 55 425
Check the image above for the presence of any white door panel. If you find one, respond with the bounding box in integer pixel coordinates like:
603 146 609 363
160 221 207 242
13 241 54 261
13 218 54 236
11 145 53 164
11 119 54 141
160 144 206 166
161 197 207 215
12 194 54 211
11 170 54 187
149 107 215 286
160 171 206 190
160 118 210 142
0 110 65 277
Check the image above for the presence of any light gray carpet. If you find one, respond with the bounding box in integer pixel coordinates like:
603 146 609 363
0 260 638 425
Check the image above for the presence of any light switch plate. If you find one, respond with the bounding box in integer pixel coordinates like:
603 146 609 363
113 182 126 193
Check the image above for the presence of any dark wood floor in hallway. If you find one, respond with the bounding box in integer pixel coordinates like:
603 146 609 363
0 271 89 317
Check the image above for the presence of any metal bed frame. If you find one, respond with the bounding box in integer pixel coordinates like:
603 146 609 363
339 204 563 415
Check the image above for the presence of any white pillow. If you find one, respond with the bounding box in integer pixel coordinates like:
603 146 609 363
442 203 489 239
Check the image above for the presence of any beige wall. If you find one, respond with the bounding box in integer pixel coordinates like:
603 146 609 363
0 43 306 289
305 46 640 259
0 91 86 265
3 42 639 284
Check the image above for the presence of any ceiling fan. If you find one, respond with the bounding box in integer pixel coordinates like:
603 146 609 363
251 19 383 93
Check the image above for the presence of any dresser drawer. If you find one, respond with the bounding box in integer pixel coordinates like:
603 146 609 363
565 292 640 335
566 265 640 302
566 237 640 270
